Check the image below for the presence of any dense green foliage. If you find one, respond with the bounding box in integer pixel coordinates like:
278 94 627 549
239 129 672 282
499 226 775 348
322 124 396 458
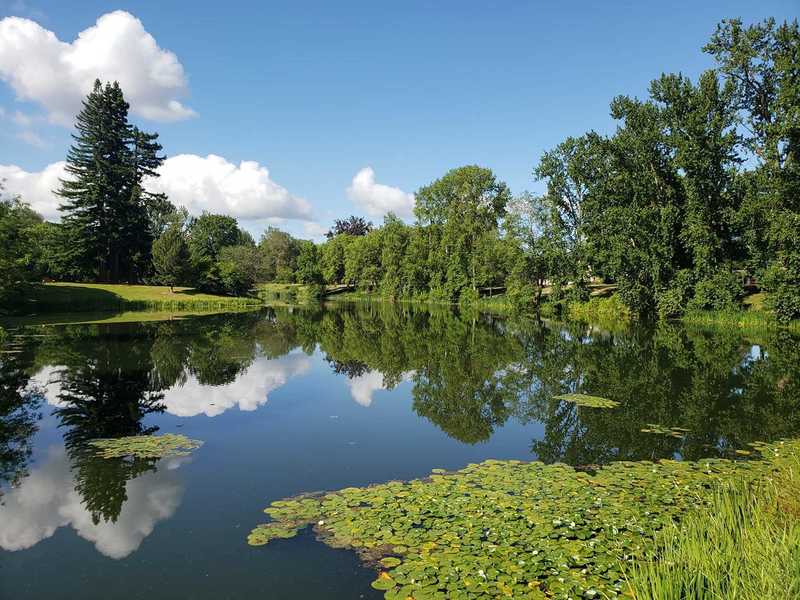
627 454 800 599
57 80 167 283
2 19 798 320
248 440 799 599
151 222 192 291
0 183 44 307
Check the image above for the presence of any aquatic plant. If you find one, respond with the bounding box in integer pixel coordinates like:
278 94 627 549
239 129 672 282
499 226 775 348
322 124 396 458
89 433 203 459
553 393 620 409
625 444 800 599
640 425 690 439
249 440 798 599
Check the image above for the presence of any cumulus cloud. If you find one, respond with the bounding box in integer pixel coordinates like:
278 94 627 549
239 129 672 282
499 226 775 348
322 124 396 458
32 353 311 418
347 167 415 219
1 154 312 223
347 370 414 407
156 352 311 417
0 11 194 125
0 446 184 559
303 221 329 240
147 154 313 221
0 161 67 219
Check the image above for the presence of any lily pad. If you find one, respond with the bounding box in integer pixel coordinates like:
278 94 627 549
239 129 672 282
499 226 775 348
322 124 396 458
248 439 799 598
553 393 620 409
640 424 689 438
89 433 203 459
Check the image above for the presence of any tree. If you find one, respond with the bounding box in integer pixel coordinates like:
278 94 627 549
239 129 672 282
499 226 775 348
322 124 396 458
345 230 383 289
187 212 251 290
321 234 353 284
505 192 571 312
0 183 43 307
326 215 372 238
415 165 511 301
216 245 259 296
151 223 191 291
57 80 164 283
295 240 323 284
258 227 299 282
705 18 800 320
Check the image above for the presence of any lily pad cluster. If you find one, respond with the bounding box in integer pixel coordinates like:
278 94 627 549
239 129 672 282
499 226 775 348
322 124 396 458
553 393 620 409
640 424 690 438
89 433 203 459
248 440 798 599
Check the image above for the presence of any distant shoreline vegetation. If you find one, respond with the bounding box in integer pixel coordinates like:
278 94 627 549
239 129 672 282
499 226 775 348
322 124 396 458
2 18 798 328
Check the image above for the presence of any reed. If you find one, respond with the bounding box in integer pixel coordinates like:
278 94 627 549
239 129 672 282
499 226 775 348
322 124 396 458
625 448 800 599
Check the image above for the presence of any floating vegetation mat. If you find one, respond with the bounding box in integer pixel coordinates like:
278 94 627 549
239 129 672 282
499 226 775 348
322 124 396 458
552 393 620 409
640 424 690 438
89 434 203 459
249 440 798 599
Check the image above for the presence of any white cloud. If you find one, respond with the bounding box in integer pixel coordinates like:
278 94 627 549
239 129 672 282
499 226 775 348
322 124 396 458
155 352 311 417
302 221 329 240
1 154 313 223
0 445 185 559
15 129 47 148
347 370 414 407
147 154 313 221
0 161 66 218
32 353 311 418
347 167 415 219
0 11 195 125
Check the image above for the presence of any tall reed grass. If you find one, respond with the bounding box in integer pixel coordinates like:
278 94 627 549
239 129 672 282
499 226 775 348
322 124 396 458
625 448 800 599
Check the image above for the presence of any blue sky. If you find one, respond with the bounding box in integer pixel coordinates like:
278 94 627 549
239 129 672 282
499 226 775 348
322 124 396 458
0 0 797 238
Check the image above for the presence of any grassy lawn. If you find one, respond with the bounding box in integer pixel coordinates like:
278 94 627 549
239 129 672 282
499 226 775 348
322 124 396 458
20 282 261 314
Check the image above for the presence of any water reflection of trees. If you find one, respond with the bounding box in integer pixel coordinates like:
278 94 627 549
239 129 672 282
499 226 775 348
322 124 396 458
8 304 800 512
300 303 800 463
0 338 42 497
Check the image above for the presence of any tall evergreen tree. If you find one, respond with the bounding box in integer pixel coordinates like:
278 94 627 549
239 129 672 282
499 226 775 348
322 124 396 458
57 80 165 283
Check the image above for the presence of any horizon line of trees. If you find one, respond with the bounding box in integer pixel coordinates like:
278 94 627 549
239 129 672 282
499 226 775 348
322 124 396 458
0 18 798 321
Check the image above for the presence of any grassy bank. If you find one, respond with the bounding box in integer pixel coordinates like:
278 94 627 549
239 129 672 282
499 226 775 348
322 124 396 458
256 283 323 304
16 282 261 314
626 443 800 599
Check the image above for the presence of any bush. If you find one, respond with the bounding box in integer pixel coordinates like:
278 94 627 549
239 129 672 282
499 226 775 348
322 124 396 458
506 279 538 312
688 269 742 312
567 294 631 325
657 270 694 319
763 264 800 323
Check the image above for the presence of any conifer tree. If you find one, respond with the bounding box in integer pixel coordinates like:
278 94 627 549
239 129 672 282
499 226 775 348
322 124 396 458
152 223 191 291
57 80 165 282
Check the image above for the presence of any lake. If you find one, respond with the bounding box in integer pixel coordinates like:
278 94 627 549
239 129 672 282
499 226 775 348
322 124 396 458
1 303 798 599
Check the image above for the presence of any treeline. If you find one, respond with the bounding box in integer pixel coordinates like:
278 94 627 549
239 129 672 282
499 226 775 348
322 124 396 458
308 19 800 321
1 19 798 321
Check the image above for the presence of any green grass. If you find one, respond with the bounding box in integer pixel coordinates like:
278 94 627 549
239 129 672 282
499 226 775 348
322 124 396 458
567 294 632 327
682 291 800 333
625 445 800 599
19 282 261 314
255 282 324 304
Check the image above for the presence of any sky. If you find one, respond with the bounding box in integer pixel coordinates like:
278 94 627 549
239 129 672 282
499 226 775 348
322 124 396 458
0 0 797 239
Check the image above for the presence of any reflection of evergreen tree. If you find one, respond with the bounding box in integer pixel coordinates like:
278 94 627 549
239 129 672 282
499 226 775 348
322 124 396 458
0 336 42 496
53 334 166 524
38 313 265 523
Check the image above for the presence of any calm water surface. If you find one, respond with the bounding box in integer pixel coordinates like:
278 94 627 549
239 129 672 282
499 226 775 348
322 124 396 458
1 304 798 599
